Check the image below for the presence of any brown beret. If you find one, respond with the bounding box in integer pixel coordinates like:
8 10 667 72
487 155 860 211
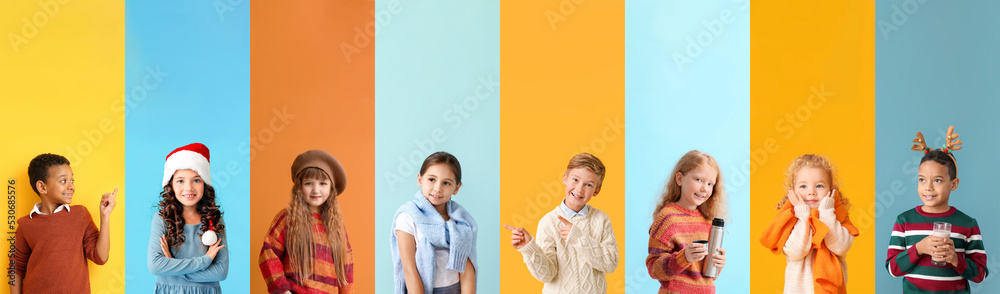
290 150 347 196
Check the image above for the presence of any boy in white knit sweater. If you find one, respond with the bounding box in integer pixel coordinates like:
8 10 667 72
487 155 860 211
504 153 619 294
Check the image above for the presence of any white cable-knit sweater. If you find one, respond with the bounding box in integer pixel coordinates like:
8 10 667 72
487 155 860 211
518 206 619 294
782 203 854 294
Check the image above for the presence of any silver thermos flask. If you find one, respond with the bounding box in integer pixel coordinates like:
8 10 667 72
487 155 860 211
702 218 724 277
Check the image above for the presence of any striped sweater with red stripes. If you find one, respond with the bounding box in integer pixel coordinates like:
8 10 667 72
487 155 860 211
885 206 988 294
646 203 716 294
259 209 354 294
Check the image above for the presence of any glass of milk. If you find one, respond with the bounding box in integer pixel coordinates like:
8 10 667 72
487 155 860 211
932 221 952 266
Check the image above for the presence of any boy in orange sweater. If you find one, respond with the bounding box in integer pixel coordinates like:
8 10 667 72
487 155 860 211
10 153 117 293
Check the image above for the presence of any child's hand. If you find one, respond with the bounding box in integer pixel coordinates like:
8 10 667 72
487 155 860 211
685 242 708 262
503 225 533 250
788 190 811 219
712 248 726 270
786 190 803 207
915 235 947 257
819 189 836 210
818 189 837 221
557 216 573 241
159 235 173 258
99 188 118 219
931 238 958 266
205 238 225 260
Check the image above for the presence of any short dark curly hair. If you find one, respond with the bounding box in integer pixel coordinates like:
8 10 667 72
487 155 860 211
28 153 70 195
921 150 957 180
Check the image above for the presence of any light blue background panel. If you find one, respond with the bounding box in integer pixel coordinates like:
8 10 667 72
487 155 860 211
875 2 1000 292
124 1 250 292
373 0 500 293
624 0 750 292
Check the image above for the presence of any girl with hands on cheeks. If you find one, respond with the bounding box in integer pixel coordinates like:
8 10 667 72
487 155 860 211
761 154 857 294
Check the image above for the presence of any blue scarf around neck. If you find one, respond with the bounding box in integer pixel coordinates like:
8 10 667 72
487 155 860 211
391 190 478 294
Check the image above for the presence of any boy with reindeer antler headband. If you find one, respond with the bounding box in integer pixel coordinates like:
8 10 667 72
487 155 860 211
885 126 988 294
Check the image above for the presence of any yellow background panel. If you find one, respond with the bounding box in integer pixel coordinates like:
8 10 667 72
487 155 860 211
500 0 625 292
750 1 875 293
1 1 125 293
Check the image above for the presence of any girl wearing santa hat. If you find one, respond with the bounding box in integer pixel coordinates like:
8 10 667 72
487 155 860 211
148 143 228 293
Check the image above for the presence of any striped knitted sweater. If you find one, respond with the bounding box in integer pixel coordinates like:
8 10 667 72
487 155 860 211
885 206 988 294
259 209 354 294
646 203 716 294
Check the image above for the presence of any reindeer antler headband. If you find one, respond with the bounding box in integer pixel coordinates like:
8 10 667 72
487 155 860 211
911 125 963 168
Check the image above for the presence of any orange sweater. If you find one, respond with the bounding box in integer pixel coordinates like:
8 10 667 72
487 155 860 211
13 205 106 293
646 203 716 294
760 195 857 294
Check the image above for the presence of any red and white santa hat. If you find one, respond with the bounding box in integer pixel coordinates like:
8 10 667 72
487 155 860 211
163 143 211 187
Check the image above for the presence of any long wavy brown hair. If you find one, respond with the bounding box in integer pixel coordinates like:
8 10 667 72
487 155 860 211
652 150 727 220
158 176 225 248
287 167 348 285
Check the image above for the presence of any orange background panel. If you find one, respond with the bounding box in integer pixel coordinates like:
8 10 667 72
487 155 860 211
249 1 375 293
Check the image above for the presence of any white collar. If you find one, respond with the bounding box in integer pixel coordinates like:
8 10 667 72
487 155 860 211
29 202 71 218
559 200 589 218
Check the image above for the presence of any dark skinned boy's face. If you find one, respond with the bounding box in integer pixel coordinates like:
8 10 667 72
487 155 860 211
37 164 74 205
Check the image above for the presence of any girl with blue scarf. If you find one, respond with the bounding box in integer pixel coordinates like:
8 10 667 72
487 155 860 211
391 152 478 294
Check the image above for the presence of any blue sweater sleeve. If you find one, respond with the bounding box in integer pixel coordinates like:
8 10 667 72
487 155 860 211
148 215 212 276
183 218 230 282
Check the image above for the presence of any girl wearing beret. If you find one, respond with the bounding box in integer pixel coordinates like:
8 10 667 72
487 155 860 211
259 150 355 294
148 143 229 294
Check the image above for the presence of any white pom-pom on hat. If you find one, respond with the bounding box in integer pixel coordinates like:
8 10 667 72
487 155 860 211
201 230 218 245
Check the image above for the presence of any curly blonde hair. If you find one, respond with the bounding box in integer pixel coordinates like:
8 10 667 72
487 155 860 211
775 154 850 209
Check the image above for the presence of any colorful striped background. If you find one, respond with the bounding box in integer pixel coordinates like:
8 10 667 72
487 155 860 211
3 0 999 293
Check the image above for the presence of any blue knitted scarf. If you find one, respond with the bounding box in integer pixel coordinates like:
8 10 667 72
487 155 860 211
391 191 478 294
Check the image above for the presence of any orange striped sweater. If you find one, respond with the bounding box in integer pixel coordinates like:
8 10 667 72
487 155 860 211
646 203 716 294
259 209 354 294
